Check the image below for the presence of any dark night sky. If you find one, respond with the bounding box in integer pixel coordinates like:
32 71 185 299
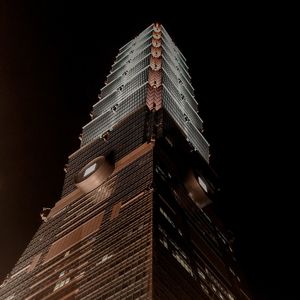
0 1 295 299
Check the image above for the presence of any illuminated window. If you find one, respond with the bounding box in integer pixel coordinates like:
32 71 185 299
53 277 70 291
228 293 235 300
83 163 97 177
197 176 208 192
201 284 209 295
229 267 236 276
96 254 113 266
172 251 193 277
159 207 175 228
159 237 168 249
197 268 206 280
101 254 113 263
219 292 224 299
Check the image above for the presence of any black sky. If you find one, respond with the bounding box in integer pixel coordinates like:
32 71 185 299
0 1 295 299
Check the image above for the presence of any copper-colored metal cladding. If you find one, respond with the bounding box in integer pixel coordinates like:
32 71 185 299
148 69 162 87
183 170 212 208
74 156 114 194
146 24 163 112
151 47 162 58
48 189 83 219
152 38 161 48
113 142 154 174
152 31 161 39
153 23 161 32
146 85 163 111
44 212 104 263
150 57 162 71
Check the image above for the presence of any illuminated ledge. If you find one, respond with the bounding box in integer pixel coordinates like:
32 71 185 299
44 212 104 263
48 189 83 219
113 142 154 174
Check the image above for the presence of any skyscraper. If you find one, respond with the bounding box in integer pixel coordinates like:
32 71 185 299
0 23 250 299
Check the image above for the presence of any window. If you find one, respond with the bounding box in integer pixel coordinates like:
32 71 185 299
83 163 96 177
172 250 193 277
159 207 175 228
159 237 168 249
229 267 236 276
219 292 224 299
101 254 113 263
96 254 113 266
197 268 206 280
53 277 70 291
197 176 208 192
158 225 193 276
201 284 209 295
165 136 173 147
228 293 235 300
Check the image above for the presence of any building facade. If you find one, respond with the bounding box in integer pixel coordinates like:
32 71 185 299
0 23 250 300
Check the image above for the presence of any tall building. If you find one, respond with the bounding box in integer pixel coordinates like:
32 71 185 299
0 23 250 300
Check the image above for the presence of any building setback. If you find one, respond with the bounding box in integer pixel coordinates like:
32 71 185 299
0 23 250 300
